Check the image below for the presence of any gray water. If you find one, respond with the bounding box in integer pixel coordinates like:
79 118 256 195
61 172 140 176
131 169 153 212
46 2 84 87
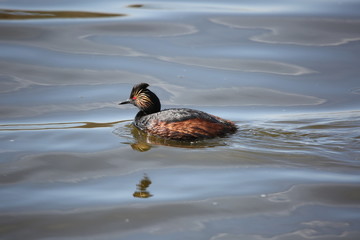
1 0 360 239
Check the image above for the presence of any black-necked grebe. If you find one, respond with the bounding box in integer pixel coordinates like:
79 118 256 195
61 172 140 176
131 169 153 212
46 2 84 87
119 83 237 141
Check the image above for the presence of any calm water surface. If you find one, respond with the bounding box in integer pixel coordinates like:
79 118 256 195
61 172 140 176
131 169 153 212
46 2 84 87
1 0 360 239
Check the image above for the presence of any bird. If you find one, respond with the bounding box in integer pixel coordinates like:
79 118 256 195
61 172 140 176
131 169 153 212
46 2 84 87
119 83 237 141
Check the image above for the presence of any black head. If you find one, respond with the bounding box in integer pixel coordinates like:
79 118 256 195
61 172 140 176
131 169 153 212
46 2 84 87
119 83 161 114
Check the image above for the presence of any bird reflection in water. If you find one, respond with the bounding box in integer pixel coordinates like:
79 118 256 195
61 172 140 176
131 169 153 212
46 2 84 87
133 174 153 199
126 124 227 152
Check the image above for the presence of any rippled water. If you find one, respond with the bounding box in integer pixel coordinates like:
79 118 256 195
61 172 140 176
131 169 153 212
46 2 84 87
1 0 360 239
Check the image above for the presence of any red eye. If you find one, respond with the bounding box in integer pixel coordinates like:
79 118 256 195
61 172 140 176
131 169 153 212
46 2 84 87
132 96 137 100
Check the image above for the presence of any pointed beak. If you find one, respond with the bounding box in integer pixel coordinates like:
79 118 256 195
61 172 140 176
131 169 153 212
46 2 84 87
119 99 131 105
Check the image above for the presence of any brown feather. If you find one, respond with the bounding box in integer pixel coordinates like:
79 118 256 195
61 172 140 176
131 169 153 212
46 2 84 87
146 118 236 141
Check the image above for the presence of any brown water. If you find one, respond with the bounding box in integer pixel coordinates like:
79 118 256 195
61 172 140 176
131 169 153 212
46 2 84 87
1 0 360 239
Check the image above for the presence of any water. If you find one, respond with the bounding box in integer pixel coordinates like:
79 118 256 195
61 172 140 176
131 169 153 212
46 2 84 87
1 0 360 239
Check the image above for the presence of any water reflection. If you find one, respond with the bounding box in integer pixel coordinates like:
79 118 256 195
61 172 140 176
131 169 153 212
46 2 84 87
1 0 360 238
133 174 153 199
158 56 314 75
0 62 160 93
116 124 229 152
127 4 144 9
162 85 325 107
89 21 197 37
0 9 125 20
211 16 360 46
0 120 124 131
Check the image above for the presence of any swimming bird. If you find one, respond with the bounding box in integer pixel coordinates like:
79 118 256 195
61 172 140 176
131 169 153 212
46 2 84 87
119 83 237 141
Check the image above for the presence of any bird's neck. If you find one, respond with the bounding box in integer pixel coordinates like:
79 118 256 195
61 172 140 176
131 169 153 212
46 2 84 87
135 111 147 120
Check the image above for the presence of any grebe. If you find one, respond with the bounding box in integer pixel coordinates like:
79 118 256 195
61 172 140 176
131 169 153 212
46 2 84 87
119 83 237 141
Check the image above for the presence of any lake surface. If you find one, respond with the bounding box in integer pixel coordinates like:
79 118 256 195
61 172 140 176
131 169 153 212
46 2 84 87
1 0 360 239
